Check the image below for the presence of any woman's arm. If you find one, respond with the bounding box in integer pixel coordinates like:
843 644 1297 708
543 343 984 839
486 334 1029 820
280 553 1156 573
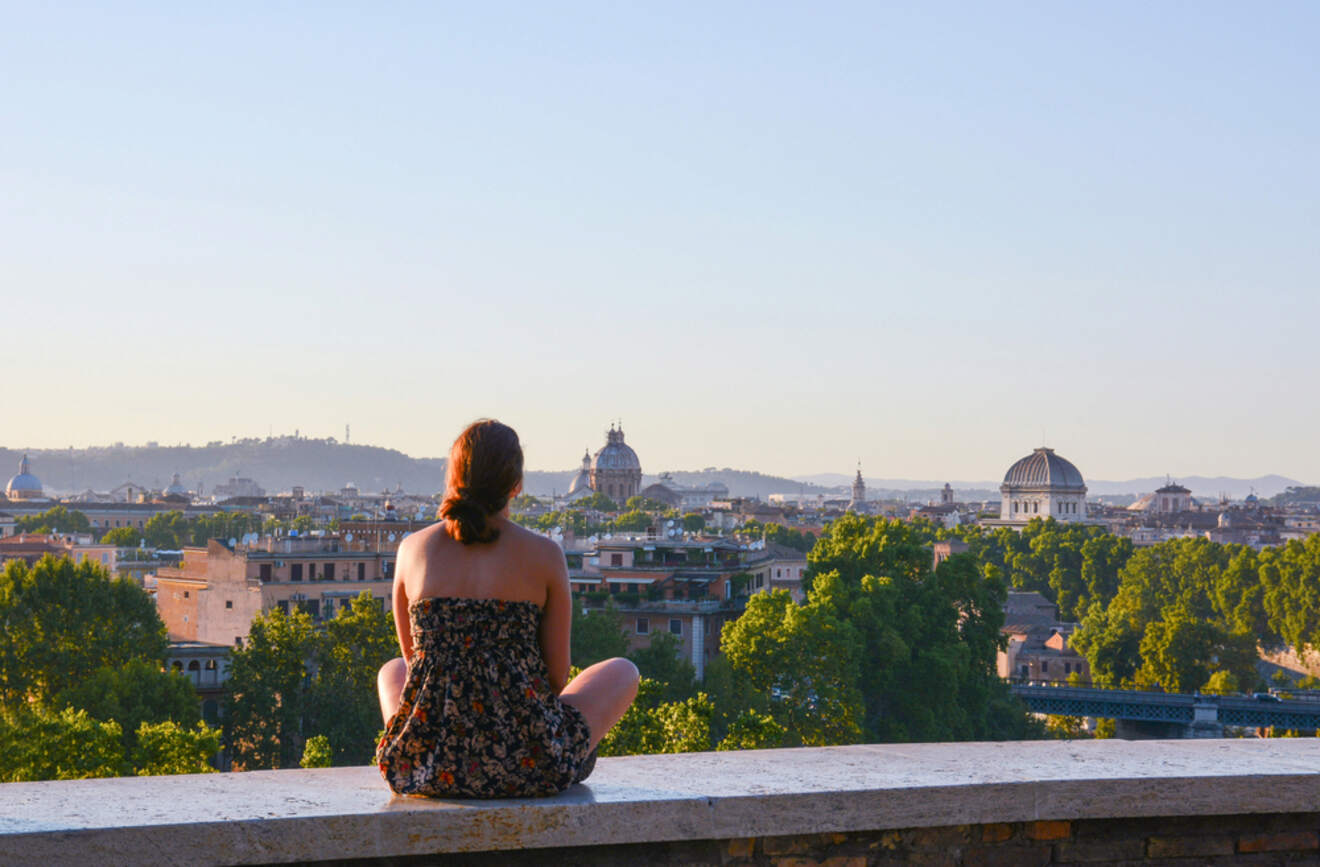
538 539 572 694
391 541 415 662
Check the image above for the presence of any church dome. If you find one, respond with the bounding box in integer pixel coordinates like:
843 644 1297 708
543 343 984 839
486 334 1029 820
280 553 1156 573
5 455 42 500
1002 448 1086 491
591 427 641 472
164 472 187 496
568 450 592 495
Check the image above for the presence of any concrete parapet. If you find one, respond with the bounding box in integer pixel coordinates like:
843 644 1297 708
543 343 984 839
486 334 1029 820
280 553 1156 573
3 739 1320 864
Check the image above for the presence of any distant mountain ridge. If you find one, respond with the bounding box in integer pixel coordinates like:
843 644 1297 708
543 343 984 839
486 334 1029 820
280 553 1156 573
1 441 1305 502
0 441 448 496
793 473 1306 500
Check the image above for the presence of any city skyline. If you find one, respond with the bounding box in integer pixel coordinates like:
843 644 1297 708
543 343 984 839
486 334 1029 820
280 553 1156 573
0 432 1310 493
5 4 1318 481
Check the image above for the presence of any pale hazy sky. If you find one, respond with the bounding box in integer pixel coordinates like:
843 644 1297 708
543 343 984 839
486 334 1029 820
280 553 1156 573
3 3 1317 481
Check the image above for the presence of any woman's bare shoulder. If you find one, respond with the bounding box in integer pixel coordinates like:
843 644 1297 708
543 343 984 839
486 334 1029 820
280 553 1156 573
398 522 449 560
500 520 565 564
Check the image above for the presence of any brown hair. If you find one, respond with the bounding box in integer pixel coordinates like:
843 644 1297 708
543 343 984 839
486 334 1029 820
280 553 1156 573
439 419 524 545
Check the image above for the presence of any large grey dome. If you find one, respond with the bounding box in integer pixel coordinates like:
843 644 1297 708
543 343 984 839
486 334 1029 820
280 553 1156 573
1002 448 1085 491
591 428 640 472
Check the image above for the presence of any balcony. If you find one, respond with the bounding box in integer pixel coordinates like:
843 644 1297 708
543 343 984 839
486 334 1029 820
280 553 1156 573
4 740 1320 864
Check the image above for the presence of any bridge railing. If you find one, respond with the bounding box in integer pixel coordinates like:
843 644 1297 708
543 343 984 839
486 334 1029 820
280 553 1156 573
1008 680 1320 730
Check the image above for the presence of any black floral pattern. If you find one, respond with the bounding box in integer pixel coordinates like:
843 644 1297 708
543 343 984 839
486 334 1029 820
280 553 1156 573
376 597 593 798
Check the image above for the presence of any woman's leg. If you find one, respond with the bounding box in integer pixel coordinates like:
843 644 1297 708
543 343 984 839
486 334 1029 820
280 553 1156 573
559 657 640 751
377 657 408 723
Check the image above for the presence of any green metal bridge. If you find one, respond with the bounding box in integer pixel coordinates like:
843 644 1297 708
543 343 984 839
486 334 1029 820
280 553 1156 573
1009 682 1320 732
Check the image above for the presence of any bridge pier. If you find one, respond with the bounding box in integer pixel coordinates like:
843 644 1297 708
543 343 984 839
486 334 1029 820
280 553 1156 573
1189 698 1223 738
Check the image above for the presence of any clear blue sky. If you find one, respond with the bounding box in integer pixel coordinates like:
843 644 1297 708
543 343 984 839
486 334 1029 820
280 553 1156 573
3 2 1317 481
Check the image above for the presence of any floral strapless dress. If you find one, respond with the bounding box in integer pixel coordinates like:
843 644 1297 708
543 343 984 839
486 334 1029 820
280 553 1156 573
375 597 594 798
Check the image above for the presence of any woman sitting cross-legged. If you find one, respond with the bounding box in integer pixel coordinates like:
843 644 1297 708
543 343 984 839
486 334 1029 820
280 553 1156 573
375 419 639 798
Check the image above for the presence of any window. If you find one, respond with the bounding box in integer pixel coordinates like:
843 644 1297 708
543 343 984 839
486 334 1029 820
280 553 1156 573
259 563 272 582
291 563 303 582
358 562 365 581
277 600 289 614
610 553 623 567
324 562 336 580
776 568 782 578
636 617 649 635
225 600 233 609
308 563 317 581
724 580 731 597
1041 660 1049 673
183 591 190 598
1064 663 1071 675
669 619 682 636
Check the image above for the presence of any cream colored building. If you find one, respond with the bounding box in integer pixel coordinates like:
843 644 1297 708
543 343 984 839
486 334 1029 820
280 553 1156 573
154 536 395 646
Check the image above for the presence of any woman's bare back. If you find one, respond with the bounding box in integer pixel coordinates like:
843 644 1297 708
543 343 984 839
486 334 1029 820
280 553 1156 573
398 517 559 607
391 517 573 693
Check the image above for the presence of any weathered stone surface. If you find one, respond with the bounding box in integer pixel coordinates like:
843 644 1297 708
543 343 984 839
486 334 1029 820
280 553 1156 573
2 740 1320 865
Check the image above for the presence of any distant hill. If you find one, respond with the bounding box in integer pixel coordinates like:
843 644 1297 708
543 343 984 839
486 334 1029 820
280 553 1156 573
1085 475 1305 500
1 440 447 496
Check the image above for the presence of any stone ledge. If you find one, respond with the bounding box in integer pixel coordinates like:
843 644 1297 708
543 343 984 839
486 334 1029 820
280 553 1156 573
3 739 1320 866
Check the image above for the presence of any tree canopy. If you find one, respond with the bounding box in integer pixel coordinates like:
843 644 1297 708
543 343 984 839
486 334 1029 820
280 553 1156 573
724 515 1036 745
14 506 91 535
0 556 168 705
225 592 399 769
0 555 219 780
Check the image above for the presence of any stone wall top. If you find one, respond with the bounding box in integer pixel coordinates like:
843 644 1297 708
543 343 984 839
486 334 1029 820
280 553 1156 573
3 739 1320 866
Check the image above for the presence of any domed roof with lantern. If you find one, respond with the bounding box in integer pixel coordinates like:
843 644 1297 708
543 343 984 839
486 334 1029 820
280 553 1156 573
591 425 641 472
568 450 592 494
5 454 43 500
